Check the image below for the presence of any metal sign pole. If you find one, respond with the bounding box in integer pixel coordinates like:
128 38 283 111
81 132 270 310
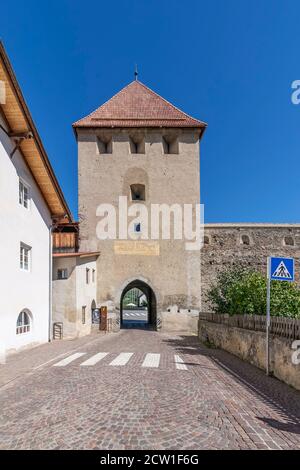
266 257 271 376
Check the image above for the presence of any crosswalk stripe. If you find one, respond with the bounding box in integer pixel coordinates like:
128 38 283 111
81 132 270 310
142 353 160 368
53 352 86 367
174 354 188 370
109 352 133 366
80 352 108 366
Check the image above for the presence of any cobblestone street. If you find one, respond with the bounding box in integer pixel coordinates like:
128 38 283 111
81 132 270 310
0 329 300 450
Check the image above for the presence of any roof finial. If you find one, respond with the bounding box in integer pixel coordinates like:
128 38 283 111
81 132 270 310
134 64 138 81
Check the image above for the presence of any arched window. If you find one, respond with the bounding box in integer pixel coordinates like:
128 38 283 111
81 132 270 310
241 234 250 246
16 310 31 335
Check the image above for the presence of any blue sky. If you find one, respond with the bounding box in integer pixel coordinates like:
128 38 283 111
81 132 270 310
1 0 300 222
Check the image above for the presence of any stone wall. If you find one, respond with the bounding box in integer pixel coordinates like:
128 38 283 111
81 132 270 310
201 224 300 310
161 307 199 333
77 127 202 329
199 319 300 391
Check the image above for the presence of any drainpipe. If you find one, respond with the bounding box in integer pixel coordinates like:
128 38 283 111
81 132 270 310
48 223 54 342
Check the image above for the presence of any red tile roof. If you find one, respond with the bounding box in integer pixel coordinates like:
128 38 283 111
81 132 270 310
73 80 206 129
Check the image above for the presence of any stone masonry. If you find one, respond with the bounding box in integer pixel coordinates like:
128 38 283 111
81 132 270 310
202 223 300 309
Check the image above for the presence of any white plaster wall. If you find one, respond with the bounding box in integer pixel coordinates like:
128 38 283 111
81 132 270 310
52 257 77 338
75 257 97 336
0 117 51 354
52 256 97 338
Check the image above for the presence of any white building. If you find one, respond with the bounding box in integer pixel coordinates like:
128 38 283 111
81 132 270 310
0 42 72 355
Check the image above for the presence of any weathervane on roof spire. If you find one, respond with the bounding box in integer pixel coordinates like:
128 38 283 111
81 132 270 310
134 64 138 81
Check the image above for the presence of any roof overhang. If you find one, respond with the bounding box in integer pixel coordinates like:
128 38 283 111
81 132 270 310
0 42 72 222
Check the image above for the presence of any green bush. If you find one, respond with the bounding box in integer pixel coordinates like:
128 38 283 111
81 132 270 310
206 267 300 318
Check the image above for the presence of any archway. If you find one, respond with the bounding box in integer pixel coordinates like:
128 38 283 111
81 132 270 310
120 280 157 329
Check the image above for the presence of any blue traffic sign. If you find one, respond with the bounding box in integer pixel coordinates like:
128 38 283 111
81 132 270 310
269 257 294 281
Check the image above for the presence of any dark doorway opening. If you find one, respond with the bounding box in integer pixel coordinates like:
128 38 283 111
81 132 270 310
120 280 157 329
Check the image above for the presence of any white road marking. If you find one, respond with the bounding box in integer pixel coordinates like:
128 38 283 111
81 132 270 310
33 350 76 370
53 352 86 367
142 353 160 368
109 352 133 366
135 313 141 317
174 354 188 370
80 352 108 366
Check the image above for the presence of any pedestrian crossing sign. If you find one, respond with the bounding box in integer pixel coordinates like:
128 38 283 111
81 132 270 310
269 257 294 281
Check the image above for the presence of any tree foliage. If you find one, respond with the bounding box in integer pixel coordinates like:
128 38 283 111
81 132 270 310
206 266 300 317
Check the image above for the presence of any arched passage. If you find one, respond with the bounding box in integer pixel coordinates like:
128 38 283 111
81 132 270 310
120 279 157 329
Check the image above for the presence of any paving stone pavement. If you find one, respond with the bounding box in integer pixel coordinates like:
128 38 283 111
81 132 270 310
0 329 300 450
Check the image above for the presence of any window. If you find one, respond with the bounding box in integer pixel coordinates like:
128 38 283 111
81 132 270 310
284 236 295 246
57 268 68 280
241 234 250 246
96 137 112 154
204 236 210 245
129 136 145 154
16 311 30 334
20 243 31 271
82 306 86 324
92 269 95 283
19 180 29 209
162 136 179 154
86 268 90 284
130 184 145 201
